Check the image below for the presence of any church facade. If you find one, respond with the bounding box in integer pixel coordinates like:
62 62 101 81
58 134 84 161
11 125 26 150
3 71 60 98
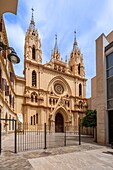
0 11 88 133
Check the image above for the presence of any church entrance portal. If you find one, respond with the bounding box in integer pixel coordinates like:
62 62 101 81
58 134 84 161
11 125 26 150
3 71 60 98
55 113 64 132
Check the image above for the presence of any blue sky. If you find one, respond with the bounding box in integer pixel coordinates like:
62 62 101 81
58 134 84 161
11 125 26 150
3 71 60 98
3 0 113 97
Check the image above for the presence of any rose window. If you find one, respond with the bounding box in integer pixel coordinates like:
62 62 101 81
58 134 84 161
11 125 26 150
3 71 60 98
54 83 64 94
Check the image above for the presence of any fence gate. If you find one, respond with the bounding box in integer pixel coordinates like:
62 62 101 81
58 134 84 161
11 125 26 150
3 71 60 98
17 123 45 152
0 118 17 154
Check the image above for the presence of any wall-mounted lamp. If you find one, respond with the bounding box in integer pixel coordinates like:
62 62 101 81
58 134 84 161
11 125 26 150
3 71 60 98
0 41 20 64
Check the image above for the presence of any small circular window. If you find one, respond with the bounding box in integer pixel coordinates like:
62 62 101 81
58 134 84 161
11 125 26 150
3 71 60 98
54 83 64 94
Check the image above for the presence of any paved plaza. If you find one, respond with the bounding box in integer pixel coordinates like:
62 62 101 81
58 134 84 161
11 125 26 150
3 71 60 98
29 147 113 170
0 134 113 170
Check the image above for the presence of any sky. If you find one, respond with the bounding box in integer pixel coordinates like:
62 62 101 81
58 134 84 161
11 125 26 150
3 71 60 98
3 0 113 98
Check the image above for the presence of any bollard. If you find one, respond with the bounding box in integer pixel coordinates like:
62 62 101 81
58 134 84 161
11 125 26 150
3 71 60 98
79 123 81 145
44 123 47 149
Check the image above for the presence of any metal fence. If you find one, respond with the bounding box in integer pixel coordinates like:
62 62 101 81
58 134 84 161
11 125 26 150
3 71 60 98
17 123 44 152
17 123 81 152
0 120 94 154
0 119 94 154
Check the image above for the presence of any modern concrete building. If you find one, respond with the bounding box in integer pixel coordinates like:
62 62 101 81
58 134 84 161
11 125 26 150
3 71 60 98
89 31 113 144
0 7 88 133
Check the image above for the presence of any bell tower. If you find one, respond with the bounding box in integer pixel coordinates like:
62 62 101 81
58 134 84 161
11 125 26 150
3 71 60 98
24 8 42 67
69 31 85 77
23 8 42 89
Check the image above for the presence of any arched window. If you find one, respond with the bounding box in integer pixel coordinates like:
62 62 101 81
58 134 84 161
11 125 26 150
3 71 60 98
49 98 51 105
31 116 33 125
68 101 70 107
35 95 37 103
70 66 72 72
79 83 82 96
53 99 55 105
31 94 34 102
34 115 35 125
13 96 14 109
78 63 80 75
79 101 82 109
5 113 8 123
32 70 37 86
36 113 38 124
32 46 36 60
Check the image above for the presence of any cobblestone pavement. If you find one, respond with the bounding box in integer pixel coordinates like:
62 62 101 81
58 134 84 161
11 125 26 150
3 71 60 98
0 134 113 170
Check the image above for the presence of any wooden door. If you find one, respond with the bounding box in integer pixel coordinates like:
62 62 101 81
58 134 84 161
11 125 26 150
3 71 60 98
55 113 64 132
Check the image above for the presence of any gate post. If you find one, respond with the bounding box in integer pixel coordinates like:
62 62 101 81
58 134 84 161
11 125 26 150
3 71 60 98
14 120 17 153
79 121 81 145
44 123 47 149
64 126 66 146
0 119 1 154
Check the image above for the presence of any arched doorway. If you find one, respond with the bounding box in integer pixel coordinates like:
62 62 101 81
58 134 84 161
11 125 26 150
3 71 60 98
55 113 64 132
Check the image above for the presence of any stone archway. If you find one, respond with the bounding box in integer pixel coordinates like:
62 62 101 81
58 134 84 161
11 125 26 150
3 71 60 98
55 113 64 132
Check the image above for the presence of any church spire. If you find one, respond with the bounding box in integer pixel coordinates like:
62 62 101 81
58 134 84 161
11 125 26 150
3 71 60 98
73 31 77 50
54 34 58 51
30 7 35 28
51 34 60 60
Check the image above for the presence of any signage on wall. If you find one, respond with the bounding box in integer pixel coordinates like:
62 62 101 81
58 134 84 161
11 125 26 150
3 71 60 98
17 113 23 123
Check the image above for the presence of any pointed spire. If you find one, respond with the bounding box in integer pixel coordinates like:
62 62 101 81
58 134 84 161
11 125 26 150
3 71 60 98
73 31 77 50
30 7 35 28
65 55 68 63
54 34 58 51
52 34 60 60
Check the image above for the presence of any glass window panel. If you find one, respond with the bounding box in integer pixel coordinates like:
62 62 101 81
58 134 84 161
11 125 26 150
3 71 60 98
107 99 113 109
107 67 113 77
106 53 113 69
107 77 113 99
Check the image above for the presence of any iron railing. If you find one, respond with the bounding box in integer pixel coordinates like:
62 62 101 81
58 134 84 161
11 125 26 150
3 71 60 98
0 120 94 153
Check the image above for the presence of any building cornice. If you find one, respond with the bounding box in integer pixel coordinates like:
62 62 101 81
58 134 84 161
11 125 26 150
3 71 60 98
25 59 87 81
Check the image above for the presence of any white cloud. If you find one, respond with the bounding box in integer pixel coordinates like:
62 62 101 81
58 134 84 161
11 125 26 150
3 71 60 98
4 18 25 76
95 0 113 35
3 0 113 96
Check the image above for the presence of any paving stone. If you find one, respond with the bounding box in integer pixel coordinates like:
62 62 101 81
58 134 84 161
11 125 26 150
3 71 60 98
29 148 113 170
0 133 113 169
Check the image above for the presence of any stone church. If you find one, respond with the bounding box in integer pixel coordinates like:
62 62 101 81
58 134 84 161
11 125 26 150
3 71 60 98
0 10 87 133
22 10 88 132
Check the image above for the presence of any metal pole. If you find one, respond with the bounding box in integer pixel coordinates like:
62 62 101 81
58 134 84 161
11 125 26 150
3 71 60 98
44 123 47 149
64 126 66 146
0 119 1 154
79 118 81 145
14 120 17 153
